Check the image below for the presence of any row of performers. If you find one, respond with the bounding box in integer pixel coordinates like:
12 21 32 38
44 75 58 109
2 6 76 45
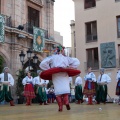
75 67 120 105
22 70 56 105
0 68 56 106
0 50 81 112
0 48 120 112
75 67 111 105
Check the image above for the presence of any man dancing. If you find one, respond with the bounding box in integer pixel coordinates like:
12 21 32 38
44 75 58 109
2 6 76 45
0 67 15 106
40 46 80 112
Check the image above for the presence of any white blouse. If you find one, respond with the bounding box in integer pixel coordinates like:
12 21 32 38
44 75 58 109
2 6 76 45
97 74 111 85
40 54 80 70
75 76 82 86
0 73 14 86
40 54 80 95
22 76 34 86
84 72 96 82
33 76 48 85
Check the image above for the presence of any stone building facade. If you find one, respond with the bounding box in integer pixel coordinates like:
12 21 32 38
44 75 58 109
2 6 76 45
0 0 61 100
70 20 76 58
72 0 120 98
54 31 63 45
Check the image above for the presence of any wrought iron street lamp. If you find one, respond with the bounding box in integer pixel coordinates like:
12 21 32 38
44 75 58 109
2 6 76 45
27 48 32 71
19 49 38 71
19 51 25 66
27 48 32 59
33 54 38 64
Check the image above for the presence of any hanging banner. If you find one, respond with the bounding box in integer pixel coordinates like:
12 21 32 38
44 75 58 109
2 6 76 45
0 15 5 43
33 27 45 52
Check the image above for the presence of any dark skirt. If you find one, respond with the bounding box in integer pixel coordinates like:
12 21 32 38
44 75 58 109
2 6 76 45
24 84 35 99
0 84 13 102
83 81 96 96
116 80 120 95
47 93 56 99
75 85 83 100
40 67 81 80
37 86 47 102
95 84 107 102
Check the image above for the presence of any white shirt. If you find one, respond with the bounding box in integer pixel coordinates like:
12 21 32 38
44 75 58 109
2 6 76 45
116 70 120 82
22 76 34 85
40 54 80 70
69 77 72 84
48 88 55 93
75 76 82 86
45 80 49 85
40 54 80 95
52 72 70 95
46 89 49 94
97 74 111 85
84 72 96 82
0 73 14 86
33 76 48 85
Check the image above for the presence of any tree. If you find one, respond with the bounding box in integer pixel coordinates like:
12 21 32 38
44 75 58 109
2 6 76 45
16 70 26 97
16 69 26 104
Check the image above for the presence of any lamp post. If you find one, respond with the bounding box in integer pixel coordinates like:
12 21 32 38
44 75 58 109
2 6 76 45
19 49 38 71
27 48 32 71
33 54 38 64
19 51 25 66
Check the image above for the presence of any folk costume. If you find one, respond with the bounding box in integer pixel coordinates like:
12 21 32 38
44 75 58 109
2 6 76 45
75 76 83 104
83 71 96 105
22 74 35 105
40 46 80 112
47 86 56 103
96 68 111 104
0 67 15 106
116 70 120 104
34 70 48 105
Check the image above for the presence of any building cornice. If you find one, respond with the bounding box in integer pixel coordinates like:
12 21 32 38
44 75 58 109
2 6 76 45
5 26 61 45
27 0 43 7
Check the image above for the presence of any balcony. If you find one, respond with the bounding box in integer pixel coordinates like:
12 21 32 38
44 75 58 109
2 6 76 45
23 22 48 39
84 61 99 71
86 34 97 43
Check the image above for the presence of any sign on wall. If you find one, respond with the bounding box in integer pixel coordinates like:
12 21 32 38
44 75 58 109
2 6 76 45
0 15 5 43
33 27 45 52
100 42 116 68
